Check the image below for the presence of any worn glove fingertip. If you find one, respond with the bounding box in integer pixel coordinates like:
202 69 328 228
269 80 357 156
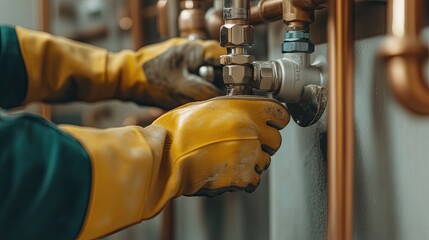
266 120 286 130
261 144 278 156
244 178 261 193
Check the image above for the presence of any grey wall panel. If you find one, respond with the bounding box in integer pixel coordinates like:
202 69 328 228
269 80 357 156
0 0 38 29
269 19 429 240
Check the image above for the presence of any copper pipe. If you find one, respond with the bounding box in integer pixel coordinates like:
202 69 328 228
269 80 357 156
290 0 327 9
38 0 52 120
205 7 223 39
130 0 144 49
161 201 174 240
250 0 326 25
327 0 354 240
178 0 207 39
39 0 50 32
157 0 169 38
250 0 283 24
379 0 429 115
283 0 327 32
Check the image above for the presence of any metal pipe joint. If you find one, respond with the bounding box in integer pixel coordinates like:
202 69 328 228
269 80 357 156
220 0 255 95
252 53 326 126
220 0 327 126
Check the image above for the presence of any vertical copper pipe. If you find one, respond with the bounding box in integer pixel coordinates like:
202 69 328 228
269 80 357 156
39 0 50 32
130 0 144 49
39 0 52 120
379 0 429 115
157 0 169 38
250 0 327 25
178 0 207 39
250 0 283 24
161 201 174 240
327 0 354 240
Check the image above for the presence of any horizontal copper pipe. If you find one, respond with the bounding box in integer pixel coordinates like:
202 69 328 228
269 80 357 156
250 0 327 25
327 0 354 239
250 0 282 24
380 0 429 115
290 0 327 9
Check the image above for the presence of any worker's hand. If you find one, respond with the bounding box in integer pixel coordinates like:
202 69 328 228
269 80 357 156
59 96 289 239
152 96 290 196
13 27 225 109
139 39 225 109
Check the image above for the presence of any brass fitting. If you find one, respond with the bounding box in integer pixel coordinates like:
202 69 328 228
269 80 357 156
220 54 255 65
205 7 223 39
283 0 326 27
250 0 283 24
178 0 207 39
283 2 313 26
223 65 253 86
220 24 254 46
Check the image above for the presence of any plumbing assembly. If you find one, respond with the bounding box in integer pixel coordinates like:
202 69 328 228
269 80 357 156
219 1 355 240
149 0 428 239
219 0 327 126
174 0 354 239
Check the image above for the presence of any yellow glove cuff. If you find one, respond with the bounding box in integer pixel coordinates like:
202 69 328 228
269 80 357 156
59 125 170 239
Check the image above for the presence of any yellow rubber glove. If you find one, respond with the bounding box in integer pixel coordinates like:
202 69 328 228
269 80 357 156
16 27 225 109
60 96 289 239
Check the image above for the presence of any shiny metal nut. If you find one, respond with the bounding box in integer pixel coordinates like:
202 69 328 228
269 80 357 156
285 31 310 40
222 65 253 85
253 61 279 92
220 24 254 47
220 54 255 65
259 65 275 91
282 41 314 53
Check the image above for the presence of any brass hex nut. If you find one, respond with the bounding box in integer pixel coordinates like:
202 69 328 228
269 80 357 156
220 24 254 47
222 65 253 85
220 54 255 65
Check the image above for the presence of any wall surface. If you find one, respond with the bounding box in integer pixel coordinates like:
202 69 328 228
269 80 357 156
269 18 429 240
0 0 38 29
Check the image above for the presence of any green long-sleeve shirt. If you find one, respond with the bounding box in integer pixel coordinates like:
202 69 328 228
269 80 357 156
0 25 91 239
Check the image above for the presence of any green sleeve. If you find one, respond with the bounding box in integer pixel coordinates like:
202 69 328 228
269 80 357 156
0 111 92 239
0 25 28 109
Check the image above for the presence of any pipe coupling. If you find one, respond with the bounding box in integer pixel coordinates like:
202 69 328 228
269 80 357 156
282 30 314 53
221 54 255 95
220 24 254 47
252 61 281 93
